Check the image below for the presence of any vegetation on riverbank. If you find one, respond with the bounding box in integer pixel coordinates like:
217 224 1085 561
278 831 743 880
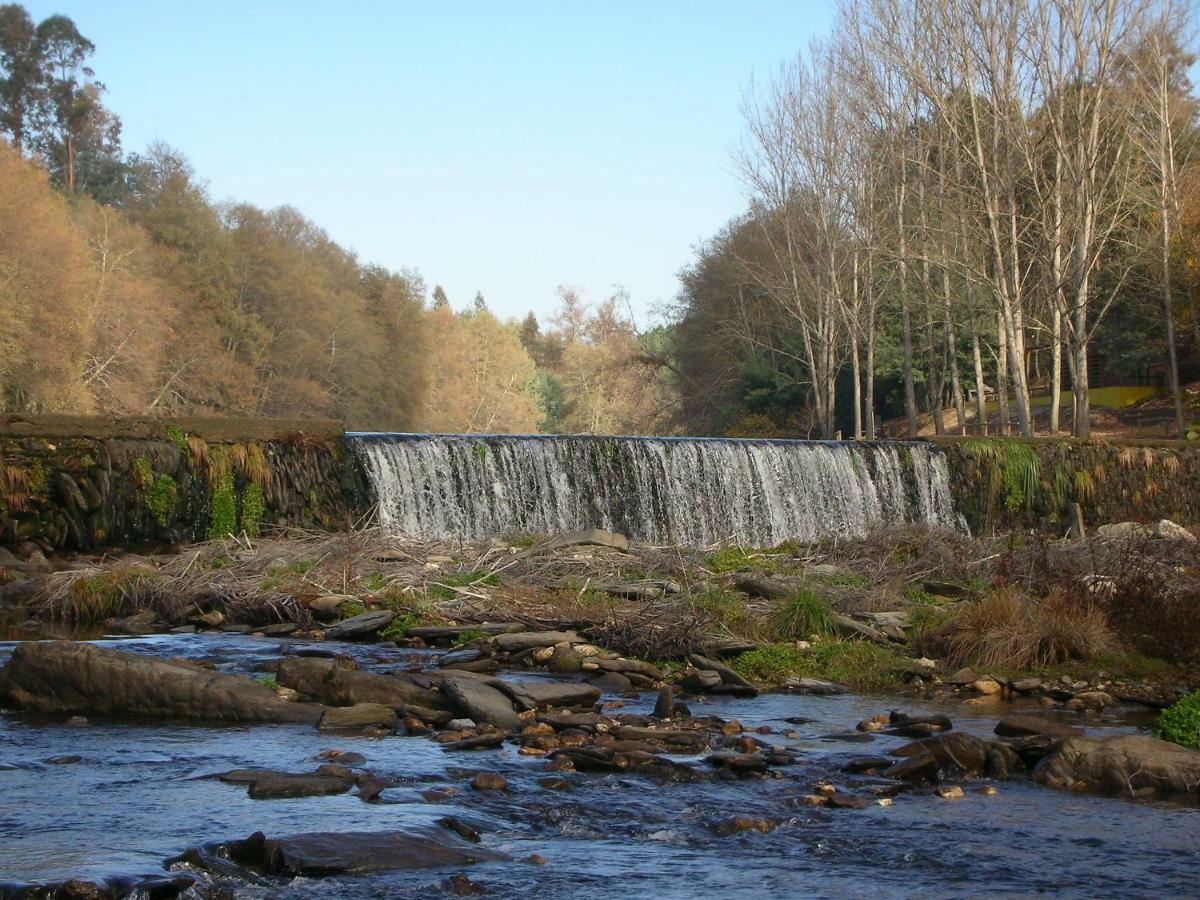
4 522 1198 701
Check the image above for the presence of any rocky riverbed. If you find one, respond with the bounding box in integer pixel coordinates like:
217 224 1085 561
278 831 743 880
1 628 1198 899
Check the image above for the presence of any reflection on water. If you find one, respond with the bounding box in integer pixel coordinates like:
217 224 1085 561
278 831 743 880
1 633 1197 898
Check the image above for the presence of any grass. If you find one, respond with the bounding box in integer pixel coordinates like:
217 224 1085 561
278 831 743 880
731 640 907 692
935 588 1117 670
704 546 783 574
255 675 280 691
768 588 833 641
688 587 754 633
983 385 1158 413
56 566 161 623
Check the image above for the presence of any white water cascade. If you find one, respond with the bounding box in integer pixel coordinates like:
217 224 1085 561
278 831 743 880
351 433 964 546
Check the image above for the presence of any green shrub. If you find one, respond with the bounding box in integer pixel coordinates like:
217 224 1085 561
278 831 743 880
380 612 422 642
145 474 179 527
689 587 752 631
208 482 237 540
165 424 189 452
339 601 368 619
1157 692 1200 749
453 628 490 646
255 675 280 691
769 588 832 640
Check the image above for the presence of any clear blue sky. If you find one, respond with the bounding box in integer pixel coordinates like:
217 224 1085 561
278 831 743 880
23 0 835 323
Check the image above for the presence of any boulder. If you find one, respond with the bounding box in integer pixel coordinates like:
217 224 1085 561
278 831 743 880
441 676 521 731
173 828 506 877
1154 519 1196 542
782 676 849 695
0 641 321 724
886 732 1018 782
589 671 633 693
319 668 453 712
1095 521 1153 540
324 610 395 641
1033 734 1200 798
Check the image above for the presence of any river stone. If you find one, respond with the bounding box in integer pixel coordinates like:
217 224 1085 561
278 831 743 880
308 595 355 620
324 610 395 641
687 653 758 694
590 672 633 694
887 732 1018 782
1033 734 1200 798
318 703 396 731
277 657 349 696
0 641 322 724
496 680 601 711
1155 519 1197 541
319 668 453 712
494 631 580 653
441 676 521 731
247 772 355 799
546 528 629 551
994 715 1084 740
176 828 507 876
783 676 849 695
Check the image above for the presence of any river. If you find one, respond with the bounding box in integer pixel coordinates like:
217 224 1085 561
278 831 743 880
1 632 1197 898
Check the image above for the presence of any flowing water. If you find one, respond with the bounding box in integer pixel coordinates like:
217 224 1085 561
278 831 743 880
351 434 964 545
1 633 1197 898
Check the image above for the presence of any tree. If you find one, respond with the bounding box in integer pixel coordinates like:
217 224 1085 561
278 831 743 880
0 3 38 151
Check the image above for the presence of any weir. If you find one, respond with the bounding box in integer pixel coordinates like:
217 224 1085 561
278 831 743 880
350 433 963 546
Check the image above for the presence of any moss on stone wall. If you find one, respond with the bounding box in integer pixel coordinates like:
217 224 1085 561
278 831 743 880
0 424 368 551
938 437 1200 533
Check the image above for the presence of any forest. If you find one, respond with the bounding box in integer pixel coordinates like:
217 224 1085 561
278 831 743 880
1 0 1199 439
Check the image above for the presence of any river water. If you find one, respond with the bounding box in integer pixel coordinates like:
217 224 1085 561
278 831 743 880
1 632 1197 898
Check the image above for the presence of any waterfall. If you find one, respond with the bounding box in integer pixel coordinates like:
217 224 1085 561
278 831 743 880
350 433 965 546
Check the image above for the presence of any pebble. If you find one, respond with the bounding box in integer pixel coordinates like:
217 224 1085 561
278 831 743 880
935 786 965 799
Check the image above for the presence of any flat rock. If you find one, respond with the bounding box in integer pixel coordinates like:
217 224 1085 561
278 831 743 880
247 773 354 799
318 703 396 731
0 641 321 724
324 610 395 641
174 828 507 877
441 676 521 731
783 676 849 695
995 716 1084 740
494 631 580 653
589 672 633 693
545 528 629 552
496 680 601 711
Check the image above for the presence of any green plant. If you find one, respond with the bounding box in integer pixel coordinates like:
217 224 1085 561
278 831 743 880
59 567 160 623
240 482 265 538
453 628 489 646
473 443 488 462
769 588 833 640
165 424 189 452
132 458 179 527
1157 692 1200 749
208 481 237 539
255 675 280 691
380 612 422 641
339 601 368 619
903 584 940 606
964 439 1042 513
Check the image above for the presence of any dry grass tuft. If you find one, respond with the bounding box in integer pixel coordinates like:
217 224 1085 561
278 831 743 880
936 588 1117 670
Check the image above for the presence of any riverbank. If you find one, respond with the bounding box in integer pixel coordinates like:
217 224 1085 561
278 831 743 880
4 523 1198 704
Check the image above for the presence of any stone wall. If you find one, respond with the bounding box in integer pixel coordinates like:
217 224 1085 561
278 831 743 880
934 436 1200 534
0 417 368 551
